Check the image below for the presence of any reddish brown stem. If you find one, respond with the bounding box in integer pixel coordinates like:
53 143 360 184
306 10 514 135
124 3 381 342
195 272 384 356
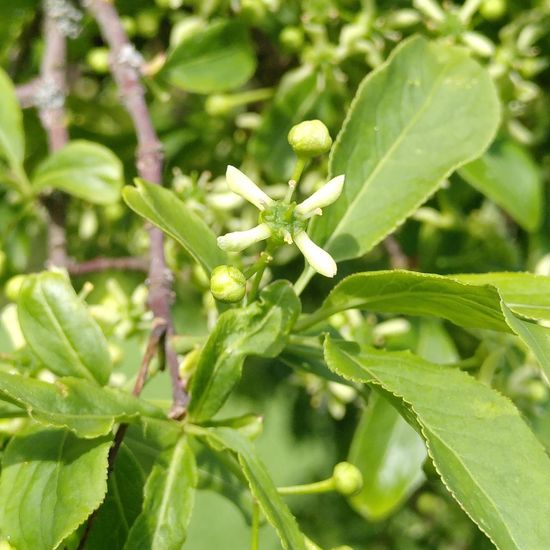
85 0 186 410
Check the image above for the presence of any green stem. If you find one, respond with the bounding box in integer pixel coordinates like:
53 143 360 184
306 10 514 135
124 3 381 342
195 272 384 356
291 156 307 184
294 305 340 332
250 500 260 550
293 266 314 297
278 477 335 496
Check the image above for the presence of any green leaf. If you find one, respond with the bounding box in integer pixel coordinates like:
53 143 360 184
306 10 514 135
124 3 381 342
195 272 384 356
0 428 111 550
304 35 500 284
325 337 550 550
188 281 300 422
349 393 427 521
18 272 112 385
459 139 542 231
87 444 146 550
123 178 225 275
298 270 509 333
124 436 197 550
0 372 165 438
201 427 307 550
161 19 256 94
32 140 124 204
453 272 550 321
0 67 25 173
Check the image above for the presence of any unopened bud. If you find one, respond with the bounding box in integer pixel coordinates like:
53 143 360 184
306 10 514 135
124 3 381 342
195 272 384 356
288 120 332 158
5 275 26 302
480 0 506 20
210 265 247 303
333 462 363 496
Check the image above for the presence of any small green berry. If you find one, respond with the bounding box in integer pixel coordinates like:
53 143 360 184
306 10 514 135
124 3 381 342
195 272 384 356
480 0 506 20
288 120 332 158
210 265 247 303
333 462 363 496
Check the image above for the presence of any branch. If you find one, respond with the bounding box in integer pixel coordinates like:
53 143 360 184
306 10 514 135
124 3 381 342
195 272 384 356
84 0 187 415
67 255 149 275
39 0 70 268
15 78 41 108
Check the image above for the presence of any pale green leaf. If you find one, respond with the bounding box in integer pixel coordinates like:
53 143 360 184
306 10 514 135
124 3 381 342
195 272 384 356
453 272 550 321
32 140 124 204
303 36 500 286
18 272 111 385
201 427 307 550
188 281 300 422
297 270 509 333
0 372 165 438
459 139 542 231
124 436 197 550
162 20 256 94
0 67 24 170
0 428 111 550
325 337 550 550
349 393 427 521
123 178 225 275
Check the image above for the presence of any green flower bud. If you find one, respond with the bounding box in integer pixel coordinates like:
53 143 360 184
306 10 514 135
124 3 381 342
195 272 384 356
480 0 506 20
279 26 304 52
333 462 363 496
288 120 332 158
5 275 26 302
86 48 110 74
210 265 246 303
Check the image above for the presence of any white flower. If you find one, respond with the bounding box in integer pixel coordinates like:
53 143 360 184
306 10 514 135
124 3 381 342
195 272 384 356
217 223 271 252
217 166 344 278
295 175 345 218
294 231 337 278
226 165 273 211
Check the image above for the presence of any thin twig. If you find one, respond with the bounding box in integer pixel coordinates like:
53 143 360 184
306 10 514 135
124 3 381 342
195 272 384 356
15 78 41 108
85 0 187 415
67 256 149 275
39 0 69 267
383 235 409 270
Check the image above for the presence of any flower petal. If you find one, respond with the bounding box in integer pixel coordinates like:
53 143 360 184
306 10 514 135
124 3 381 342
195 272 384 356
226 165 273 211
294 231 337 278
217 223 272 252
295 175 345 218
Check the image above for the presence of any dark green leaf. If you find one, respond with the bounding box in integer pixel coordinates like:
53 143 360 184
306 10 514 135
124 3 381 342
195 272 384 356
18 272 112 385
32 140 124 204
325 337 550 549
201 427 307 550
124 436 197 550
87 444 146 550
0 372 165 438
303 36 500 285
188 281 300 422
123 178 225 275
161 20 256 94
0 428 111 550
459 139 542 231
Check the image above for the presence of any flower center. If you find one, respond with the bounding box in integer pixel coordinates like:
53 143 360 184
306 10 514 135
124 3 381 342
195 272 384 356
259 201 308 244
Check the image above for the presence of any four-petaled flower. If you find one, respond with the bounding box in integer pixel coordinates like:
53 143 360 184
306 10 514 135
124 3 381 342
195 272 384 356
217 166 344 278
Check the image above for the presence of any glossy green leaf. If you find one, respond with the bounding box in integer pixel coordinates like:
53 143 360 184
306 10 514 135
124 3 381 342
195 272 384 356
325 337 550 550
201 427 307 550
459 139 542 231
0 372 165 438
303 36 500 285
32 140 124 204
18 272 111 385
87 444 146 550
349 394 427 521
453 272 550 321
188 281 300 422
0 428 111 550
0 67 25 171
124 436 197 550
298 270 509 332
162 20 256 94
123 178 225 275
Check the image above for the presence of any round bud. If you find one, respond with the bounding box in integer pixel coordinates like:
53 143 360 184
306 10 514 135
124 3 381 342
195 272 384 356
480 0 506 20
333 462 363 496
210 265 246 303
279 26 304 52
288 120 332 158
5 275 26 302
86 48 110 74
